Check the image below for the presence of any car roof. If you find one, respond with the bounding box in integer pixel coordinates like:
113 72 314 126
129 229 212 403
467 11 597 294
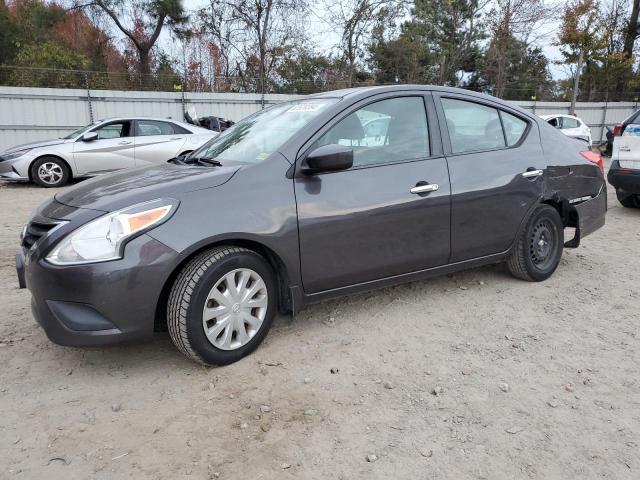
97 116 185 123
307 84 500 100
306 85 537 120
539 114 581 120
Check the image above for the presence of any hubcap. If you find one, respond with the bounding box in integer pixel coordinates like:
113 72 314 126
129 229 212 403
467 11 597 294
202 268 268 351
38 162 63 185
530 220 555 269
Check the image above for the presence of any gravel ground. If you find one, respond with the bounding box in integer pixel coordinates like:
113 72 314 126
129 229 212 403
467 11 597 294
0 177 639 480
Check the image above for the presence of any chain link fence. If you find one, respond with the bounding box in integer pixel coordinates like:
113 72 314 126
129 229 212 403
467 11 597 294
4 65 639 100
0 66 366 95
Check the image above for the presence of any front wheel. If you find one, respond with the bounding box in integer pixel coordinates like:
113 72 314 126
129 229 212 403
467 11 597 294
167 246 276 365
31 156 70 187
507 205 564 282
616 188 639 208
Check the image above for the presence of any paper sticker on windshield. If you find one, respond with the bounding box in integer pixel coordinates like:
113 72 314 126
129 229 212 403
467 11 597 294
287 103 325 113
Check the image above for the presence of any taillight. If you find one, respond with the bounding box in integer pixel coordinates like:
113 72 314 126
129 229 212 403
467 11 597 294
613 124 623 136
580 150 604 174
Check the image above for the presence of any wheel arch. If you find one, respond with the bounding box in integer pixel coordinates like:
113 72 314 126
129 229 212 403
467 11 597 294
154 238 292 331
541 196 578 229
28 154 74 182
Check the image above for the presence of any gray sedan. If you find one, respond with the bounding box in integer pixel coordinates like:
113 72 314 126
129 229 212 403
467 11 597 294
0 117 216 187
17 85 606 365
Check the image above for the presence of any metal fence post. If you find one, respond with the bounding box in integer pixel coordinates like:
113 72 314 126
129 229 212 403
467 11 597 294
600 93 609 145
84 72 94 123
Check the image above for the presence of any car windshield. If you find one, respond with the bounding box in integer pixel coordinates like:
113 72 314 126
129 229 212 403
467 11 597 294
189 98 338 164
62 121 100 139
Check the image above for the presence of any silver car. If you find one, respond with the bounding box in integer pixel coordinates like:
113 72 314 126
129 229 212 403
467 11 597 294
0 117 217 187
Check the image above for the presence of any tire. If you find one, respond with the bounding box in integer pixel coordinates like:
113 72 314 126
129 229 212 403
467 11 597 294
31 156 70 187
507 204 564 282
616 188 639 208
167 246 277 366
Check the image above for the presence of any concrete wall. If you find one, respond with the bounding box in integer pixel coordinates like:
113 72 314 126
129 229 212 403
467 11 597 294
0 87 298 150
0 86 637 150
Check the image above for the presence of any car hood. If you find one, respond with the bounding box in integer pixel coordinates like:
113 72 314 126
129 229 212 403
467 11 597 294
55 163 240 212
4 138 69 152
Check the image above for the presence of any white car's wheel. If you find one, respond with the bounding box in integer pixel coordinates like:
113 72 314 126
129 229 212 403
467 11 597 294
31 157 70 188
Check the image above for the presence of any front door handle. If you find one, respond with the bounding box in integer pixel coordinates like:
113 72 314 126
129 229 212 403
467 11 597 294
118 140 132 145
522 169 543 178
410 183 439 194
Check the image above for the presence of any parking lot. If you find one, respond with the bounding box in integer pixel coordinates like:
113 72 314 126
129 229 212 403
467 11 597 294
0 178 638 479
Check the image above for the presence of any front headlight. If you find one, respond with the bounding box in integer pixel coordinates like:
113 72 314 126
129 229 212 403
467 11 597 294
1 148 32 161
46 199 178 265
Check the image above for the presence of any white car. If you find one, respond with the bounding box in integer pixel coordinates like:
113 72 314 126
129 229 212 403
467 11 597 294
539 114 592 146
0 117 217 187
608 110 640 207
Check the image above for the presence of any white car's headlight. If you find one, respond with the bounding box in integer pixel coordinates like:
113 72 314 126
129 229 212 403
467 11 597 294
46 199 178 265
1 148 32 161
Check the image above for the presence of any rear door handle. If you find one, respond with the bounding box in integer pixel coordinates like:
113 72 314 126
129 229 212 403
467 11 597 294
171 137 183 141
522 169 543 178
410 184 439 194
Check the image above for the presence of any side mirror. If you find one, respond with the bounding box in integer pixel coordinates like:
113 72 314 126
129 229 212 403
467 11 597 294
82 131 98 142
301 144 353 175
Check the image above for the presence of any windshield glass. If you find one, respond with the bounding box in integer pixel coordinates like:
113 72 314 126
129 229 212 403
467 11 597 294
63 121 100 139
189 98 338 163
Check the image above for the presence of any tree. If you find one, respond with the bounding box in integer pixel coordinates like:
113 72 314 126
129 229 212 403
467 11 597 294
618 0 639 95
408 0 486 86
10 41 89 87
368 27 432 84
325 0 403 86
231 0 308 92
557 0 603 111
481 0 549 97
0 1 19 65
86 0 186 76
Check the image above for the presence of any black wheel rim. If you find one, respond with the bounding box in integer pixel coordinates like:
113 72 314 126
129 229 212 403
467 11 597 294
529 220 556 270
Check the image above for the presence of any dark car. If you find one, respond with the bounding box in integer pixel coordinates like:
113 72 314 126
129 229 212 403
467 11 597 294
16 86 607 365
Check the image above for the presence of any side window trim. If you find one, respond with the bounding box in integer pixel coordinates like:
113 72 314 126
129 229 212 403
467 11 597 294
433 93 531 156
295 92 439 175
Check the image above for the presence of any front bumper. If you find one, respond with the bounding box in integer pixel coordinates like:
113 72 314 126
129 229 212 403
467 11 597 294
0 155 31 181
608 160 640 194
18 233 181 346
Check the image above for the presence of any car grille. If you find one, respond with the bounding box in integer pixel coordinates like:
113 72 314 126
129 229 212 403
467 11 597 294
21 216 62 250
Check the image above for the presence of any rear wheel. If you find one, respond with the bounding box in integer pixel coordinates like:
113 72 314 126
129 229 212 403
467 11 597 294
507 205 564 282
167 246 276 365
31 156 70 188
615 188 639 208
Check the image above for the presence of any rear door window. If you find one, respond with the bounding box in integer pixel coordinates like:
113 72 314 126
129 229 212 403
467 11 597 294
562 117 579 129
136 120 178 136
441 98 505 153
500 111 528 146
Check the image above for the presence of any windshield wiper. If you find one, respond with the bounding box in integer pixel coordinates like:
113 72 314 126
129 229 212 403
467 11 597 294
168 156 222 167
191 157 223 167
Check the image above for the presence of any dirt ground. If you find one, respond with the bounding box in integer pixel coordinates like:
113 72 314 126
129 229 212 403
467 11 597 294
0 177 638 480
